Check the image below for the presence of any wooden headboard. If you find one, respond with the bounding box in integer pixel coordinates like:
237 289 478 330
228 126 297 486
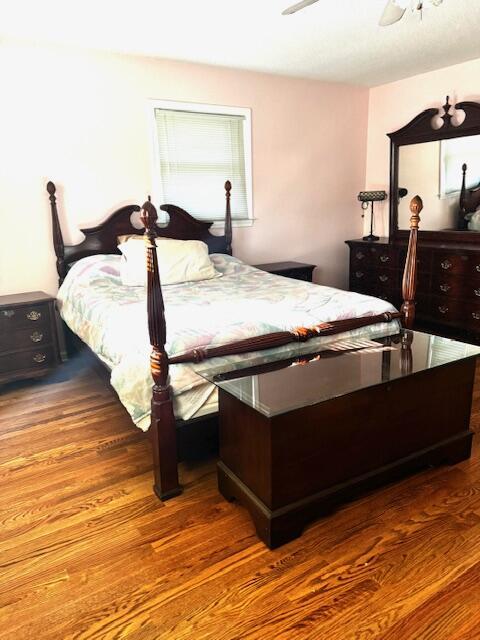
460 164 480 215
47 181 233 286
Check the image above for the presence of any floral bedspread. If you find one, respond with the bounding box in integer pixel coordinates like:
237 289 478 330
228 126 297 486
57 254 399 431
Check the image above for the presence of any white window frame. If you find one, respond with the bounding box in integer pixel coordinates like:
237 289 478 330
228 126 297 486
148 99 254 227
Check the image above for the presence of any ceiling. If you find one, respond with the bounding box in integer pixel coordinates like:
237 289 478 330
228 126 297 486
1 0 480 86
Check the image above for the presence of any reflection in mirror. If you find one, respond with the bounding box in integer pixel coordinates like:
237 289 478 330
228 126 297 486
398 134 480 232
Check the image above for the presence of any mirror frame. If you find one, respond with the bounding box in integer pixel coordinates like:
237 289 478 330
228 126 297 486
389 97 480 244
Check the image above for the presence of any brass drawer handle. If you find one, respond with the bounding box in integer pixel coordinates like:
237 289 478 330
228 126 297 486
439 284 451 292
33 353 46 363
438 306 449 314
441 260 452 270
355 271 364 279
355 251 365 260
30 331 44 343
26 310 42 321
475 289 480 297
472 312 480 320
379 275 389 283
380 255 390 263
1 309 15 318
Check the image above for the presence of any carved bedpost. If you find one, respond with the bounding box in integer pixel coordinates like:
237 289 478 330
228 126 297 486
401 196 422 330
460 163 468 222
141 200 182 501
47 181 66 286
224 180 232 255
400 330 414 376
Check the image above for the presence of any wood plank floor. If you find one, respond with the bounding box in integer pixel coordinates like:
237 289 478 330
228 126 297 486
1 356 480 639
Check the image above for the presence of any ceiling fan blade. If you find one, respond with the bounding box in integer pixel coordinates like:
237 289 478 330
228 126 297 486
379 0 407 26
282 0 320 16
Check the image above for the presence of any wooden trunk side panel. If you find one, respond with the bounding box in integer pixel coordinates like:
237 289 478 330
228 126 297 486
219 391 272 506
270 358 476 508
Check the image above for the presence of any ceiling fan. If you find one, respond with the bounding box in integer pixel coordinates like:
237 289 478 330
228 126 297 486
282 0 444 26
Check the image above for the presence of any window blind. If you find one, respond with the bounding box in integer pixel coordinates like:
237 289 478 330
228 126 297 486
154 108 249 221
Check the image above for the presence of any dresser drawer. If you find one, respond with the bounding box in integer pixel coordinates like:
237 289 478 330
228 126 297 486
0 303 51 331
371 246 398 269
433 253 469 276
429 296 463 323
350 269 373 293
431 275 465 299
465 282 480 301
0 324 52 354
467 303 480 331
0 347 56 375
350 248 373 269
372 269 398 289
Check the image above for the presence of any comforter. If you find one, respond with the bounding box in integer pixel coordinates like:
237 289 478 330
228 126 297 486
57 254 399 431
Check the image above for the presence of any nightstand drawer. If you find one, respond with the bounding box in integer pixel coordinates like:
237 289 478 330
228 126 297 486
278 267 313 281
0 324 53 354
0 347 56 375
0 303 50 330
254 262 315 282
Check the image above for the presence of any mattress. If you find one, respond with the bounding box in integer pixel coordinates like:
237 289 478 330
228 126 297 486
57 253 400 431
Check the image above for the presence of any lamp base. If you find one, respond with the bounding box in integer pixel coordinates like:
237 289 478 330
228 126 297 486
362 234 380 242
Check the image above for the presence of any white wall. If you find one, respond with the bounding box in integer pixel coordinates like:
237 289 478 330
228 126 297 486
366 57 480 236
0 39 369 296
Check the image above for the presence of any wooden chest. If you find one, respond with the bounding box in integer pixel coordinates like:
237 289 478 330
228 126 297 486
0 292 61 385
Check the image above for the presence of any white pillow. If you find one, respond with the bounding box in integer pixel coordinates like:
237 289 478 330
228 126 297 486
118 237 220 286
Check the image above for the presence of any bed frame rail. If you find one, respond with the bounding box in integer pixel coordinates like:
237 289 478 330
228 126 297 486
143 195 422 500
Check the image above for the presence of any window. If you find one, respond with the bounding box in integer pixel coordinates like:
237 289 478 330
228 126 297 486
150 100 253 225
439 135 480 198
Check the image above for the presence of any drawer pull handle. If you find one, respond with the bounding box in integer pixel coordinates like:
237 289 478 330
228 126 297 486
380 255 390 263
355 271 364 279
438 306 449 314
475 289 480 297
355 251 365 260
379 275 389 283
441 260 452 270
33 353 46 363
439 284 451 292
476 265 480 273
30 331 44 343
26 310 42 321
1 309 15 318
472 312 480 320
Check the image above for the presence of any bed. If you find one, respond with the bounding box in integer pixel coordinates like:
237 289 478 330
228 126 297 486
47 181 421 501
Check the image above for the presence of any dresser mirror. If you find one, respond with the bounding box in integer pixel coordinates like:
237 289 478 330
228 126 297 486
389 97 480 243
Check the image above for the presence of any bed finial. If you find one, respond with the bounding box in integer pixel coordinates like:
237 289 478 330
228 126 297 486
401 195 422 330
46 180 66 287
460 163 468 215
140 199 181 501
224 180 232 256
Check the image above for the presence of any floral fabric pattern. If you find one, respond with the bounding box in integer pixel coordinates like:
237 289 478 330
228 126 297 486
58 254 399 431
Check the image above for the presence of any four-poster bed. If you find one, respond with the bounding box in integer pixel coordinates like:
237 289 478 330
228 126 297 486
47 181 422 501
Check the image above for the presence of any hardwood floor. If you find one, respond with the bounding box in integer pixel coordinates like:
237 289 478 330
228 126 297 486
1 356 480 639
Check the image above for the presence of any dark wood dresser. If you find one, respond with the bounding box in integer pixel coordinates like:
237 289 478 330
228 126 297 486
346 238 480 341
0 291 61 385
254 261 315 282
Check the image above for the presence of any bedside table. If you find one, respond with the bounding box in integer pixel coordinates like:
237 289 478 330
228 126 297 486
0 291 61 385
253 261 315 282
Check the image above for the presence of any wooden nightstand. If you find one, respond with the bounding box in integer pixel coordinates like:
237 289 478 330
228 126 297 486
253 261 315 282
0 291 61 385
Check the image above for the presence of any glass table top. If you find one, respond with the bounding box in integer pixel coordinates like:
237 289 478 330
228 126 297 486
197 330 480 418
